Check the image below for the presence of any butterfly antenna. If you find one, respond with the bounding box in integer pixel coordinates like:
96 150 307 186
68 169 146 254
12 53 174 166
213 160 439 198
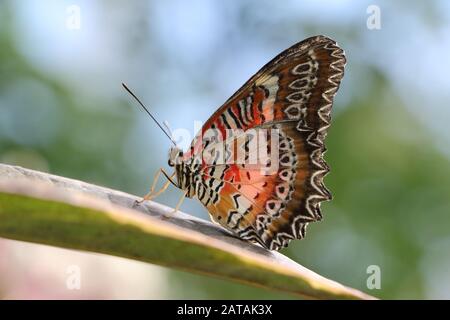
122 83 176 146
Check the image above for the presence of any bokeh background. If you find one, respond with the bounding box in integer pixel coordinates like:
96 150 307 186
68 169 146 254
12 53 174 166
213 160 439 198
1 0 450 299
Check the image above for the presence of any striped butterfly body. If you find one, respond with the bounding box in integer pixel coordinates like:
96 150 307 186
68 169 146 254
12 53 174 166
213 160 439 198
168 35 346 250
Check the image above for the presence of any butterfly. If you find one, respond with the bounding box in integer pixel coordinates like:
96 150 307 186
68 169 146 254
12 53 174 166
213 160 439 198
124 35 346 251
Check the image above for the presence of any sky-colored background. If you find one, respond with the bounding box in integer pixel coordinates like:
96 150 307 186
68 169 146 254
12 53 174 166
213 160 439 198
1 0 450 299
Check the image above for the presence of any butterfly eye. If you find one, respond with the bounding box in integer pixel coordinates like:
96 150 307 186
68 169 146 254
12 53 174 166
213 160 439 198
168 159 174 167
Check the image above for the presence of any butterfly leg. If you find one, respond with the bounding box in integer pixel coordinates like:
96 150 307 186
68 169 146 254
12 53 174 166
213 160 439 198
142 175 174 201
135 168 175 205
162 190 188 220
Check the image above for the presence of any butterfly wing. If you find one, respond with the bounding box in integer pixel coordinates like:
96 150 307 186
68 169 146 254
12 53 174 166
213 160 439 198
187 35 346 250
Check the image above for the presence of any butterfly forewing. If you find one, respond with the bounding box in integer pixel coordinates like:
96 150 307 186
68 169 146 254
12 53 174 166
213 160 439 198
183 35 346 250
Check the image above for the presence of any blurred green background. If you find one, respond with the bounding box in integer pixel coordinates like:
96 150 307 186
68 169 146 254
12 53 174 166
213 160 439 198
1 0 450 299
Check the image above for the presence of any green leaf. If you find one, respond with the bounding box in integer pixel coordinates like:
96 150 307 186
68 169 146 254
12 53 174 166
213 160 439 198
0 164 375 300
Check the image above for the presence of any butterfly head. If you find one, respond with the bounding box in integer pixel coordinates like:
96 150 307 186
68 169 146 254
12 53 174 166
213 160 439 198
168 146 183 167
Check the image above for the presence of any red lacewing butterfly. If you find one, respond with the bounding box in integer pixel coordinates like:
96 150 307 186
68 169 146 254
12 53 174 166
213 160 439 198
123 35 346 250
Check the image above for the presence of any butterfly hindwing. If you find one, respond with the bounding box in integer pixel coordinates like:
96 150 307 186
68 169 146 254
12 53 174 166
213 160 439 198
185 35 346 250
